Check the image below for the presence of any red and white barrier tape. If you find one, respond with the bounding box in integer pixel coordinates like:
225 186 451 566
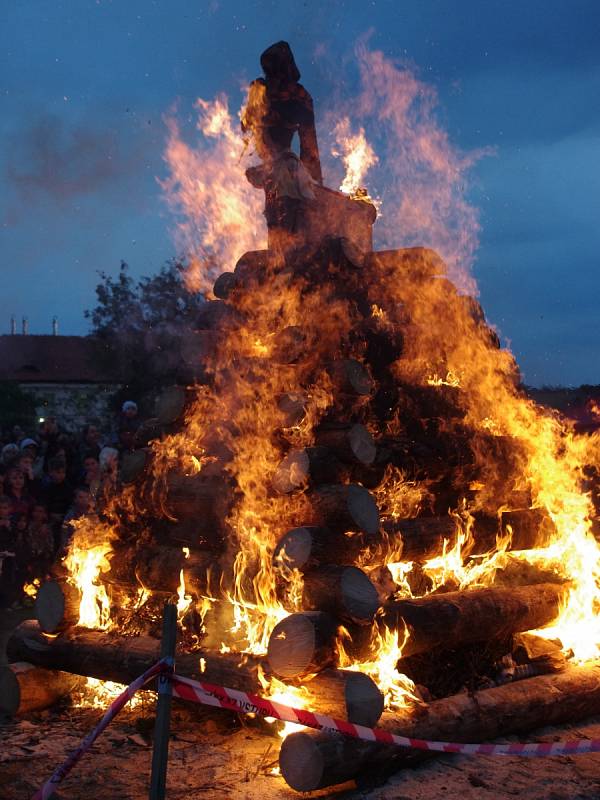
171 672 600 758
30 660 600 800
31 657 172 800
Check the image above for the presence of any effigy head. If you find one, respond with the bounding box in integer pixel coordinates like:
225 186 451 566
260 41 301 83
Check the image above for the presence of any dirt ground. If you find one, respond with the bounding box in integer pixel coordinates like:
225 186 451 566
1 695 600 800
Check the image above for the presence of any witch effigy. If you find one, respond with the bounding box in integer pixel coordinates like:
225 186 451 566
242 41 323 255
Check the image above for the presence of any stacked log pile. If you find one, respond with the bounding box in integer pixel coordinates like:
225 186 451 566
7 216 590 790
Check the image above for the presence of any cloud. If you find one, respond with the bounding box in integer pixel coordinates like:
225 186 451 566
5 114 128 207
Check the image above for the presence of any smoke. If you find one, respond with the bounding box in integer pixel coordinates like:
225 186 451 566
5 115 126 207
321 41 492 294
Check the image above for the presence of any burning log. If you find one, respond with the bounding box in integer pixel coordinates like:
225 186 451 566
312 484 380 535
0 662 85 716
328 359 373 397
271 448 344 494
381 583 567 658
301 566 380 624
274 526 364 571
8 621 264 694
6 623 379 725
277 392 307 427
383 507 557 562
134 546 202 593
279 660 600 791
162 473 232 521
315 423 376 465
304 668 384 727
268 582 566 680
34 579 81 634
233 249 269 289
273 508 555 576
213 271 238 299
267 611 339 680
154 384 197 427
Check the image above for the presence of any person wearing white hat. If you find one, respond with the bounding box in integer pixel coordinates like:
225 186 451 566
118 401 140 451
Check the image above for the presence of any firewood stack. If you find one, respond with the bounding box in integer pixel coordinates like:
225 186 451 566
8 184 596 792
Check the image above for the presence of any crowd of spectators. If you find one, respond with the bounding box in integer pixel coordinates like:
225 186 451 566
0 401 143 606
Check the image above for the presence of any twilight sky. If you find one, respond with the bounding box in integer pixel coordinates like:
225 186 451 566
1 0 599 387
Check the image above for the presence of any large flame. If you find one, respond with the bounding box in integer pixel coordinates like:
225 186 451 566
161 95 266 291
62 43 600 712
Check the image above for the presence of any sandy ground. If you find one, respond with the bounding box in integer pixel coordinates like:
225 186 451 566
1 696 600 800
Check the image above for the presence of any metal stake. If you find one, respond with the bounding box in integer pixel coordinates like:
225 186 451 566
149 603 177 800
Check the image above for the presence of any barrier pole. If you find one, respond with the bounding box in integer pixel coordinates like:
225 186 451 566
149 603 177 800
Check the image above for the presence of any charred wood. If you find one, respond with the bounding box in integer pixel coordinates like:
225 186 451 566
267 611 339 680
328 359 374 397
271 448 344 494
315 423 376 466
213 271 238 300
8 621 264 693
381 583 567 659
311 484 380 535
301 566 380 624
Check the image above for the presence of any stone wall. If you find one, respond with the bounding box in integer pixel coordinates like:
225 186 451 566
21 382 121 434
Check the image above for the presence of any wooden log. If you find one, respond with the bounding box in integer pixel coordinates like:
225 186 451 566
5 623 377 725
360 322 404 373
0 662 85 716
381 583 567 659
312 484 380 536
315 424 376 466
304 668 384 727
154 385 196 426
267 611 339 680
162 473 231 521
271 448 344 494
279 660 600 791
8 621 264 693
273 508 558 575
233 249 270 289
34 579 81 634
273 526 363 572
135 545 187 593
277 392 307 428
152 517 226 552
382 508 557 563
302 566 380 624
213 271 238 299
328 359 373 396
303 187 376 253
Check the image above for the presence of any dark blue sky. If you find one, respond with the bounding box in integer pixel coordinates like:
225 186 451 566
2 0 599 386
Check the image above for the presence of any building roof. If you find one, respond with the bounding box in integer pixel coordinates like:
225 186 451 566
0 335 122 384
